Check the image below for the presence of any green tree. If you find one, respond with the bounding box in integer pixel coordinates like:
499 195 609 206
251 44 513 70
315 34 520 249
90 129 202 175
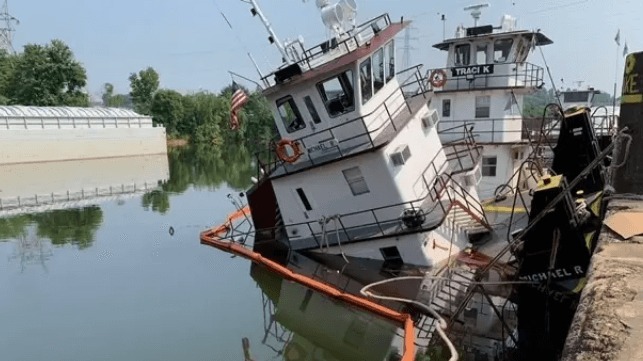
129 67 159 115
5 40 89 106
151 89 184 135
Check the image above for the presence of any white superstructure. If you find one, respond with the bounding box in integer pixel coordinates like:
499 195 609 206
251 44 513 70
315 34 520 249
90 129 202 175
424 6 553 199
244 1 491 268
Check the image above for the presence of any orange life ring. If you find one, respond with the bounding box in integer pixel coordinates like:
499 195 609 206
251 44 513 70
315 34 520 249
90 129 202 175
276 139 303 163
429 69 448 88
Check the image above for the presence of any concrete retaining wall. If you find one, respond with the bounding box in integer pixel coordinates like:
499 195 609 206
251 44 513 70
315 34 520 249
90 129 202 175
0 127 167 164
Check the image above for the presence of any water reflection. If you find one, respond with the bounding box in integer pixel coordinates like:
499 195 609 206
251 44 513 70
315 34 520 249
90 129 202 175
142 145 256 214
249 256 414 361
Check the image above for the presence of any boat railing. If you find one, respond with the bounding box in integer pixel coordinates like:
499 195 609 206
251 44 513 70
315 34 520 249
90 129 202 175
0 116 155 130
254 67 427 180
397 64 429 97
280 152 489 249
260 14 393 86
439 124 483 174
424 63 544 92
438 117 529 144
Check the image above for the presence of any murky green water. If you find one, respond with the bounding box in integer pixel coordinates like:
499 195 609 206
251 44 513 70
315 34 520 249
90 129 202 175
0 146 405 361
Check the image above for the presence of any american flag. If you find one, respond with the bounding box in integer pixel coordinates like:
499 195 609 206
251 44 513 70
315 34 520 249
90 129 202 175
230 82 249 130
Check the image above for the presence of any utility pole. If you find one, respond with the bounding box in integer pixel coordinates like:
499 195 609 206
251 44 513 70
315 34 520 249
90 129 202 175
0 0 19 53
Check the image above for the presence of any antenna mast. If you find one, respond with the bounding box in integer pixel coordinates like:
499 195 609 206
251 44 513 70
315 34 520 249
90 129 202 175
0 0 19 53
242 0 291 64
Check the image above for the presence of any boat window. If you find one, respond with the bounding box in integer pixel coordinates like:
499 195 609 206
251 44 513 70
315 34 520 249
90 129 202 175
454 44 470 66
386 40 395 82
482 156 497 177
373 48 385 94
563 91 590 103
295 188 313 211
342 166 370 196
380 246 403 264
476 44 488 65
277 96 306 133
360 57 373 104
494 38 514 63
475 95 490 118
442 99 451 117
317 70 355 117
304 96 322 124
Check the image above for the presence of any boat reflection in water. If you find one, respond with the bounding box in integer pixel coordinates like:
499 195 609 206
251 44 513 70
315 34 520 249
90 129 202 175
248 253 421 361
239 247 518 361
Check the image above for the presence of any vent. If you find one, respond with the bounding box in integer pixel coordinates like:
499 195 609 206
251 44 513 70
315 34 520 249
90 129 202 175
391 145 412 166
422 110 439 129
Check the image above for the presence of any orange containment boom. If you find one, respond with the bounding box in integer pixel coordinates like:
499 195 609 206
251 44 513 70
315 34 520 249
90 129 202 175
200 206 418 361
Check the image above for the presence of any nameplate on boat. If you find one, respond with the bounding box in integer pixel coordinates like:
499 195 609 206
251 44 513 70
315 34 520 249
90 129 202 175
307 138 338 156
451 64 495 77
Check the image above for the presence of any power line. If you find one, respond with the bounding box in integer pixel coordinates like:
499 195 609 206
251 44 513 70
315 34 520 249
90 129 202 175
0 0 19 53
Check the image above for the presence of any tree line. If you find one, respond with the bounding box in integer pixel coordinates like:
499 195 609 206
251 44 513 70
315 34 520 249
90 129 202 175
0 39 276 146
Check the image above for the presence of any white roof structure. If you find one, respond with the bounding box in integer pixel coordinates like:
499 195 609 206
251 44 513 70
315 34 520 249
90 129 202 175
0 105 147 119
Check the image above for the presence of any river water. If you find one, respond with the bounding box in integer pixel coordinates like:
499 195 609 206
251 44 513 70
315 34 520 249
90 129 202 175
0 146 407 361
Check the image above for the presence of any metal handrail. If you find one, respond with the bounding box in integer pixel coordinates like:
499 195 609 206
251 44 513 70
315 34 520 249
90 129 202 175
255 66 428 179
260 14 392 85
0 116 154 130
424 63 544 92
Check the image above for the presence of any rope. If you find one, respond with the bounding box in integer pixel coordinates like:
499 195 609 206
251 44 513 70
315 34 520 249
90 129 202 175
360 277 459 361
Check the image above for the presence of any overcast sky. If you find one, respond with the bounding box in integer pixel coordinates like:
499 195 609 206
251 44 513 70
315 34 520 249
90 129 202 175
8 0 642 98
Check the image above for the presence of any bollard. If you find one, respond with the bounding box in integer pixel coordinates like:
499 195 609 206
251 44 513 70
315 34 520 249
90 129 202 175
614 51 643 194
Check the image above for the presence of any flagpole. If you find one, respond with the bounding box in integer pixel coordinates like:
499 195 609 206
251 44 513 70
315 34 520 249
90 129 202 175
613 32 620 116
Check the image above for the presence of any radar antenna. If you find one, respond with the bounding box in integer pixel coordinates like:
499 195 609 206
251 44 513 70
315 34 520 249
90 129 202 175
463 3 489 27
0 0 19 53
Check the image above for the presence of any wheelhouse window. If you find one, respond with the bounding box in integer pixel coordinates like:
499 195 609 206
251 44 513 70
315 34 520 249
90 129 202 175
359 57 373 104
475 95 491 118
385 40 395 82
482 156 497 177
373 48 385 94
476 44 488 65
277 96 305 133
454 44 470 66
317 70 355 117
494 38 514 63
342 166 370 196
304 96 321 124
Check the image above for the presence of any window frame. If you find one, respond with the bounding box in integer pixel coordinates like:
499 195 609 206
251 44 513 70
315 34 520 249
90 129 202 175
385 40 395 82
316 70 355 118
359 57 373 105
373 47 385 94
494 38 514 63
276 95 306 133
481 156 497 177
476 43 489 65
475 95 491 119
303 95 322 124
442 99 451 117
342 166 370 196
454 44 471 66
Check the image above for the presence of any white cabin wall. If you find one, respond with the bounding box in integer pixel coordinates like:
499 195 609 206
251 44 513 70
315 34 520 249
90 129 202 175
434 90 523 144
478 145 514 200
383 109 448 202
272 152 398 237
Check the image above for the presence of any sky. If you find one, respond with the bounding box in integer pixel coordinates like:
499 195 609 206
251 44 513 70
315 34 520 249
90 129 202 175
7 0 643 100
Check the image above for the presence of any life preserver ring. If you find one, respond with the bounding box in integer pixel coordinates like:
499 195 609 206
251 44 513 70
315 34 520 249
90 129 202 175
429 69 448 88
276 139 303 163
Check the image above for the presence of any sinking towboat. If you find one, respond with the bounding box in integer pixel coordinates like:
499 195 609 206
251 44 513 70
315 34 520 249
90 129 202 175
209 0 494 268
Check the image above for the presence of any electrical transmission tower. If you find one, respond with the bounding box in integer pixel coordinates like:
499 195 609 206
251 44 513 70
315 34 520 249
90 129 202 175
401 25 418 70
0 0 19 53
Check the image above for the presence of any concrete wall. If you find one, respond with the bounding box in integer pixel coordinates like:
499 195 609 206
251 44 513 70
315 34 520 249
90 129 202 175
0 127 167 165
